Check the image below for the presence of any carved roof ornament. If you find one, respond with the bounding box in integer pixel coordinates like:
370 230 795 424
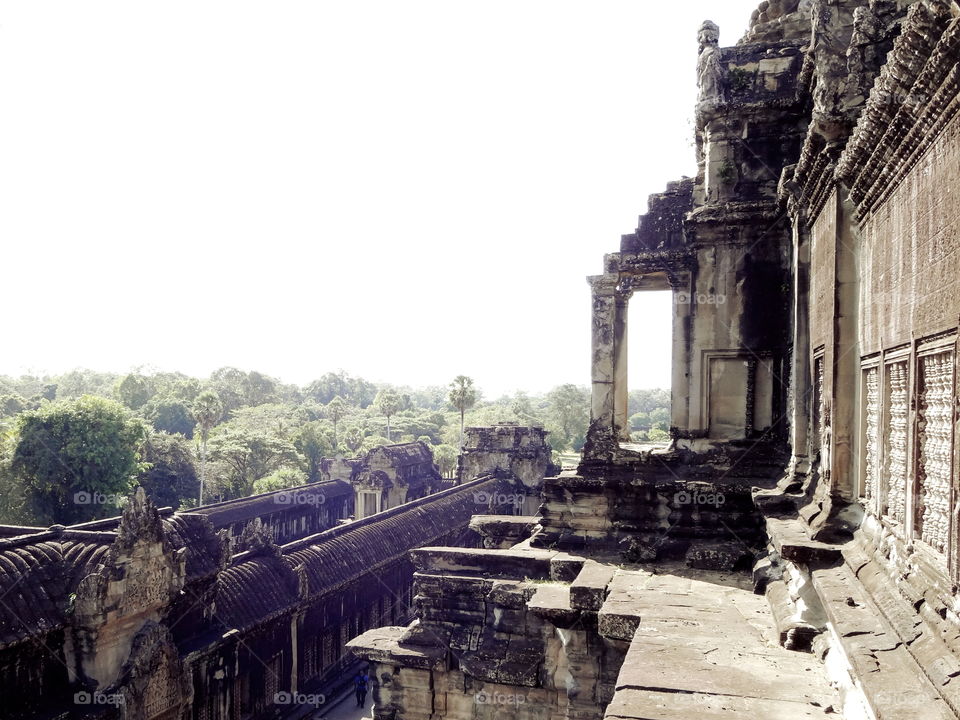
237 517 280 557
697 20 725 112
115 487 165 552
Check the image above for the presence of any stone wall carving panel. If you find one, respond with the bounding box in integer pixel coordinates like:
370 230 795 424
884 360 909 529
917 351 954 554
864 365 880 506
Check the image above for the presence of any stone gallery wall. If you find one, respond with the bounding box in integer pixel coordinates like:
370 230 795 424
858 111 960 353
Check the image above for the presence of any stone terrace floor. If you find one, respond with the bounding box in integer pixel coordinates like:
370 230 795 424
603 562 841 719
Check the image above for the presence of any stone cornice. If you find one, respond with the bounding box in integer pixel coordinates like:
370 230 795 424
837 3 959 221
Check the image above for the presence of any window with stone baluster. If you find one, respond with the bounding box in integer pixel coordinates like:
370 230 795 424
914 340 956 559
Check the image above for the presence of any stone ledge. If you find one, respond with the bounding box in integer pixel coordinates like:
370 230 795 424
527 582 579 627
571 560 617 611
346 626 446 671
410 546 564 580
604 687 835 719
766 517 842 567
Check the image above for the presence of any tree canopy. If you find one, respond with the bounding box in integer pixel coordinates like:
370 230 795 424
11 395 146 524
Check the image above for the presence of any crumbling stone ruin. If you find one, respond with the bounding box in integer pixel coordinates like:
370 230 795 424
349 2 960 718
456 424 555 515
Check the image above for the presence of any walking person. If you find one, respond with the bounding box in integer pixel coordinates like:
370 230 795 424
354 670 369 708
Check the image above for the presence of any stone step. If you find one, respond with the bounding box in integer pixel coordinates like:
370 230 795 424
811 563 956 719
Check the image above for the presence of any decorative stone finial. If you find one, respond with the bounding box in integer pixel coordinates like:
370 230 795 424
697 20 725 108
116 487 164 550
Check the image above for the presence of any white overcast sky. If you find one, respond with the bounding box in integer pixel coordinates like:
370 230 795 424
1 1 757 397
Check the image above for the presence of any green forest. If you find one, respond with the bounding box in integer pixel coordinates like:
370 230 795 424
0 368 670 526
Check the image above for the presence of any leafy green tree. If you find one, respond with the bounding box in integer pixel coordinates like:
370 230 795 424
0 394 26 418
142 396 195 437
295 421 335 482
192 390 223 504
628 388 671 416
649 406 671 430
305 371 377 408
325 396 349 446
51 369 120 399
137 431 199 510
409 385 447 410
374 388 402 442
343 424 366 455
510 391 537 422
431 443 459 478
252 467 307 494
360 434 393 454
648 427 671 442
0 426 28 524
207 367 248 415
242 370 279 407
208 425 299 499
11 396 146 524
545 384 589 451
116 373 155 410
448 376 477 448
228 403 306 437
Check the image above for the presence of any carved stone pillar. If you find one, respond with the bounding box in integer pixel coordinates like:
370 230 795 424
588 274 619 435
669 274 692 434
789 208 811 477
614 290 632 440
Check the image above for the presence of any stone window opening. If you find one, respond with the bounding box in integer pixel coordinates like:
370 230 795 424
881 353 911 534
913 342 956 559
622 289 673 451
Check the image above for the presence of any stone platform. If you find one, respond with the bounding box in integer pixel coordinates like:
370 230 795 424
348 548 843 719
604 563 839 719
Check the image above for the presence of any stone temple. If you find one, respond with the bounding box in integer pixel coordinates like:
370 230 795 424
4 0 960 717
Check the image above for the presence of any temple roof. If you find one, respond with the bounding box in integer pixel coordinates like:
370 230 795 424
0 533 113 649
210 477 499 633
368 441 436 467
189 480 353 528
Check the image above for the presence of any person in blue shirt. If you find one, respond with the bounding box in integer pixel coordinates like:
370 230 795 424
354 670 369 708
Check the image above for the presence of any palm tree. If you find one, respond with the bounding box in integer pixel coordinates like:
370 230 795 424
374 389 402 442
191 390 223 505
448 376 477 448
325 396 349 447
